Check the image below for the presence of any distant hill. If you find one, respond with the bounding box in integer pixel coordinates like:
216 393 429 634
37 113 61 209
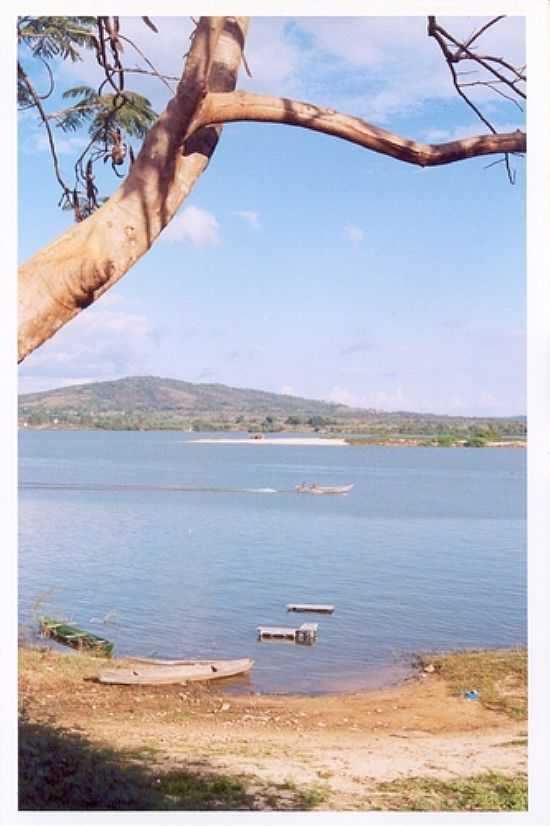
18 375 526 435
19 375 353 418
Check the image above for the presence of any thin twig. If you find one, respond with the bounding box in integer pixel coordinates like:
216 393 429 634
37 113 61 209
458 16 506 55
18 61 73 204
117 34 176 93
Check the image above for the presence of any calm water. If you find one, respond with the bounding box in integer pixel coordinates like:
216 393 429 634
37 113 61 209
18 431 526 694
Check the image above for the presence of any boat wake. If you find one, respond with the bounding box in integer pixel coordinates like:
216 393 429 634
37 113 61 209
20 481 282 495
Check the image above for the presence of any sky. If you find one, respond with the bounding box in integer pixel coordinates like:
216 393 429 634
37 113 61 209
17 15 526 416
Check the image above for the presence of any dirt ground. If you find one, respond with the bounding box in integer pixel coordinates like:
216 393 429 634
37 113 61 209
18 647 527 810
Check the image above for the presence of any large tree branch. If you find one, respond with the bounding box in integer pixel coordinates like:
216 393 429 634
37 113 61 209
200 91 526 166
18 16 249 363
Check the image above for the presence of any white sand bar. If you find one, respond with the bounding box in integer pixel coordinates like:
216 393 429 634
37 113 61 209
190 437 348 446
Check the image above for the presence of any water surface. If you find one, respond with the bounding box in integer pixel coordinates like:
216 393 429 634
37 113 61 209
18 431 526 693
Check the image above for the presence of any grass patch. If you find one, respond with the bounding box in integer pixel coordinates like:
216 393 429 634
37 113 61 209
372 773 527 811
418 648 527 719
158 772 253 810
18 713 256 810
299 783 331 808
495 738 528 748
19 713 332 811
277 778 331 809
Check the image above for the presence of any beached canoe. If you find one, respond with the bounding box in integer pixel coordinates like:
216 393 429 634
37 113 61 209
296 483 354 495
39 616 114 657
97 657 254 685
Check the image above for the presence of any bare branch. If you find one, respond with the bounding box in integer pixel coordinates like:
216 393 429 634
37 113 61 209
428 17 526 98
459 16 506 54
142 16 158 34
17 61 73 206
200 91 526 167
117 34 177 94
427 15 525 183
460 80 524 110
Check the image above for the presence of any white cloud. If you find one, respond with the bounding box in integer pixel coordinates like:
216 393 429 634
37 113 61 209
18 376 98 395
372 388 408 409
327 385 359 406
327 384 410 411
241 18 305 94
344 225 364 243
19 301 158 386
232 210 260 228
423 122 524 143
23 130 89 157
161 206 221 247
38 133 89 156
280 384 296 396
282 16 525 123
55 16 525 131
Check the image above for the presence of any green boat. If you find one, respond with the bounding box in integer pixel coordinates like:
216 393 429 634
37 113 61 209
39 616 114 657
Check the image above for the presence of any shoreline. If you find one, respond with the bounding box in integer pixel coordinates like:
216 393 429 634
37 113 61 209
19 645 527 811
19 427 526 448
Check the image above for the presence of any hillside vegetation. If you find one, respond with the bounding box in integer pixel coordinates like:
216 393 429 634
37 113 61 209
19 376 526 440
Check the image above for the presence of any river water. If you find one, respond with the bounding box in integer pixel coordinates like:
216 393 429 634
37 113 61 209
18 431 526 693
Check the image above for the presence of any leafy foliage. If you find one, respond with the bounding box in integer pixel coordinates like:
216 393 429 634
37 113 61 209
58 86 156 140
17 16 98 64
17 16 158 219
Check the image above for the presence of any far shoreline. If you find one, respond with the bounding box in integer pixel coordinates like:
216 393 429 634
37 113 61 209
19 426 527 448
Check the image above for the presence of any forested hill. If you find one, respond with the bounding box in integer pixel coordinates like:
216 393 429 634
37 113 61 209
19 375 353 420
18 375 526 436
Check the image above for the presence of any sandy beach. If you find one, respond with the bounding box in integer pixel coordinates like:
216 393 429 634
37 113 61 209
190 437 348 446
19 647 527 811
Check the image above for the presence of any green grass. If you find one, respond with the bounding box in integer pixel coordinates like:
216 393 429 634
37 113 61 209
277 778 331 809
371 773 527 811
418 648 527 719
158 772 253 810
298 783 331 808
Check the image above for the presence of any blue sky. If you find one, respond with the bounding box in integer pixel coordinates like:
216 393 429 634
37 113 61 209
18 16 526 416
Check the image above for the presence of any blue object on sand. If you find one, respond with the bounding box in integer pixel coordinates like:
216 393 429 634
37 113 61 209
464 690 479 701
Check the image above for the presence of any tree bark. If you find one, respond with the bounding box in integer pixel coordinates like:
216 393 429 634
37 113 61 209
201 91 526 166
18 16 249 363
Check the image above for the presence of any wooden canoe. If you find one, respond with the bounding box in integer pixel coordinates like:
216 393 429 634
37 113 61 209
125 656 220 666
97 657 254 685
296 483 354 495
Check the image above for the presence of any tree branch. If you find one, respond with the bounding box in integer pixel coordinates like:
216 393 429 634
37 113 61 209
200 91 526 166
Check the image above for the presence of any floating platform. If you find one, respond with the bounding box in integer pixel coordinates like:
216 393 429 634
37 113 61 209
257 622 318 645
286 603 335 614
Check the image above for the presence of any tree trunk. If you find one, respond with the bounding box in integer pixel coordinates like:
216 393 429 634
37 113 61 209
18 17 249 363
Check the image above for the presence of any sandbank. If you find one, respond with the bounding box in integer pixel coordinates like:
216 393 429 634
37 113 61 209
190 437 348 446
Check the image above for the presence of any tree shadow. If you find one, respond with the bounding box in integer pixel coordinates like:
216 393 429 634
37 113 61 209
19 714 322 811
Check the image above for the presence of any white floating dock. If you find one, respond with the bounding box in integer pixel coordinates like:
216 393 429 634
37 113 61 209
295 623 319 645
286 603 335 615
257 622 319 645
256 626 296 642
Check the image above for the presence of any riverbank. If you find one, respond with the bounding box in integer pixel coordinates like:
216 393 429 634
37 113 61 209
19 646 527 811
